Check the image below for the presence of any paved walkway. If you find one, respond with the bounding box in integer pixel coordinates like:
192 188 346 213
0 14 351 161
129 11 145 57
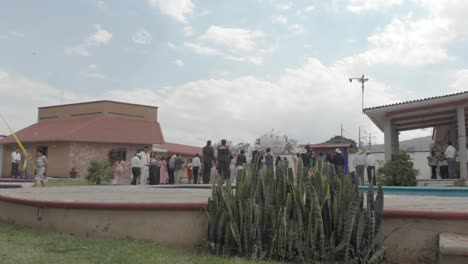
1 186 468 212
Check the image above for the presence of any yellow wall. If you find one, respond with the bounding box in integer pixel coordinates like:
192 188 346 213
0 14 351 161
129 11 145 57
1 142 70 177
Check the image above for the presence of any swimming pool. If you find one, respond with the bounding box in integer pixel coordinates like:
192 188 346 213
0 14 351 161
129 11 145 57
359 186 468 197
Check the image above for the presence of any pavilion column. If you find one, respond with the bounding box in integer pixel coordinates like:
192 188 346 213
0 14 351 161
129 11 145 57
457 106 467 179
450 124 457 146
391 129 399 156
384 118 394 161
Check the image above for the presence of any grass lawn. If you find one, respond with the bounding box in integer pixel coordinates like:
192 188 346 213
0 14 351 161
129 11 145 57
0 222 278 264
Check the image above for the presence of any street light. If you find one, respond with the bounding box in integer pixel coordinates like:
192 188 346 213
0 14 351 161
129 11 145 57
349 74 369 113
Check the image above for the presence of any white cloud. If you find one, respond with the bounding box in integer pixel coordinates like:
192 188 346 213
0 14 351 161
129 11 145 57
65 46 90 57
199 26 265 52
132 29 152 45
104 58 403 145
451 69 468 93
183 26 194 37
304 5 315 12
184 42 221 56
288 24 305 34
167 42 177 49
174 59 184 66
86 24 112 46
65 25 112 56
147 0 194 23
80 72 108 80
88 64 97 69
271 15 288 24
97 0 105 9
340 14 455 66
276 4 291 11
347 0 404 13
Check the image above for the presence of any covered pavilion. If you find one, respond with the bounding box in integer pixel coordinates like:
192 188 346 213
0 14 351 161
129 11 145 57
364 91 468 179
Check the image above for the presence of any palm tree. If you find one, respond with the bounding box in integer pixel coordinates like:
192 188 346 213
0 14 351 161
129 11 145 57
86 160 111 185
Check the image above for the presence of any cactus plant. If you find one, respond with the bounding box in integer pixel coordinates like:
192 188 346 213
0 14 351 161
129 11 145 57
207 158 385 263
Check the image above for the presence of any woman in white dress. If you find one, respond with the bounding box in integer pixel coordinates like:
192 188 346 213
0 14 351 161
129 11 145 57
229 155 237 184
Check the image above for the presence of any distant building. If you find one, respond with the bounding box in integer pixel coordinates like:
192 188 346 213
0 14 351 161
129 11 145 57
1 100 164 177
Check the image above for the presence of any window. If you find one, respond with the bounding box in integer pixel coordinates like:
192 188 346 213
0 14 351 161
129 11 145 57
115 148 127 161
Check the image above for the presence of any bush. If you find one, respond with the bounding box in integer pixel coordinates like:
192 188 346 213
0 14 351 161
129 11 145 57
377 153 418 186
207 159 385 263
86 160 112 185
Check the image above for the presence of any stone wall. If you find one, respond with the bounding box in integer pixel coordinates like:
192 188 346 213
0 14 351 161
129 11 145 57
69 142 146 178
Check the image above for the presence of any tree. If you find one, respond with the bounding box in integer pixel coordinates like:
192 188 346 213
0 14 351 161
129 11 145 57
324 135 358 153
213 140 251 156
283 135 298 154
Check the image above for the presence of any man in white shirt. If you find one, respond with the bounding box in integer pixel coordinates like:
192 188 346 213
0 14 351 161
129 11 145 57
192 153 201 184
130 153 141 185
139 146 151 185
445 141 457 179
11 148 21 178
366 150 376 185
353 150 368 185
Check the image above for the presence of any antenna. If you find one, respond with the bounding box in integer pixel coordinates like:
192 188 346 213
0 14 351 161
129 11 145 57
349 74 369 113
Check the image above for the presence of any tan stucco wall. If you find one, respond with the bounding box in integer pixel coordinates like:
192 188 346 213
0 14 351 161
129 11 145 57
0 201 208 249
38 101 158 122
378 217 468 264
1 142 70 177
69 142 147 178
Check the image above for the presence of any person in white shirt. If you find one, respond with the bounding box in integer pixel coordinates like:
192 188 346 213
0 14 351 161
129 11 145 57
353 150 368 185
366 150 376 185
444 141 457 179
139 146 151 185
11 148 21 178
130 153 141 185
192 153 201 184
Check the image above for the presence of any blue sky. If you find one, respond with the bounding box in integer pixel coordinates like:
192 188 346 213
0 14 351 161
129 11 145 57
1 0 468 146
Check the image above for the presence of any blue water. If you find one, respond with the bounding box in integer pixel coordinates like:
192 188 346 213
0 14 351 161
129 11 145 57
358 186 468 198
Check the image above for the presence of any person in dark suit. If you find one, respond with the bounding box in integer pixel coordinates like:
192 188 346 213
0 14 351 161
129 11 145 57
202 140 215 184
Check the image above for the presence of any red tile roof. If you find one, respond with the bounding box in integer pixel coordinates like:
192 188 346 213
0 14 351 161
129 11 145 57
158 142 202 157
1 117 165 144
39 100 158 109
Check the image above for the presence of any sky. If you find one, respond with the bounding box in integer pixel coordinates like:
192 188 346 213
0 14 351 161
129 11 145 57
1 0 468 147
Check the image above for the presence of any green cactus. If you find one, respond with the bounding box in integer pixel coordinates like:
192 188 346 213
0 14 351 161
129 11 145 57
207 158 385 263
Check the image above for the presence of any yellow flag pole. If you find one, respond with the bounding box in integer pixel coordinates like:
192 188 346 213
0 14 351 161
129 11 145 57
0 114 30 171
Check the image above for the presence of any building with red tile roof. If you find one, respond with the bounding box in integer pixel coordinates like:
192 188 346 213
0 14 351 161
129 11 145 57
1 100 165 177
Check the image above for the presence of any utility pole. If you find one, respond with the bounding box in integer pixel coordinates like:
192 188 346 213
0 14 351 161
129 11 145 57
368 133 372 149
359 127 361 149
349 74 369 113
341 124 344 142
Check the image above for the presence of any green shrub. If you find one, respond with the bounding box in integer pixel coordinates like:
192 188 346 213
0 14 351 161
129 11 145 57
207 159 385 263
86 160 112 185
377 153 418 186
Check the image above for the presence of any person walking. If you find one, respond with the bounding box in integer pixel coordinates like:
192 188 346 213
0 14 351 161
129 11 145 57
333 148 345 178
11 148 21 178
217 139 231 183
160 155 169 184
202 140 215 184
174 154 184 184
130 153 141 185
264 148 274 167
445 141 457 179
353 150 367 185
33 149 48 187
427 151 439 180
192 153 201 184
275 155 282 167
366 150 376 185
139 147 151 185
168 155 176 184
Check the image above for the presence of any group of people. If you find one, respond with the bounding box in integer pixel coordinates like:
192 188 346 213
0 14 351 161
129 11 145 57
427 141 458 179
10 147 48 187
351 149 377 185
